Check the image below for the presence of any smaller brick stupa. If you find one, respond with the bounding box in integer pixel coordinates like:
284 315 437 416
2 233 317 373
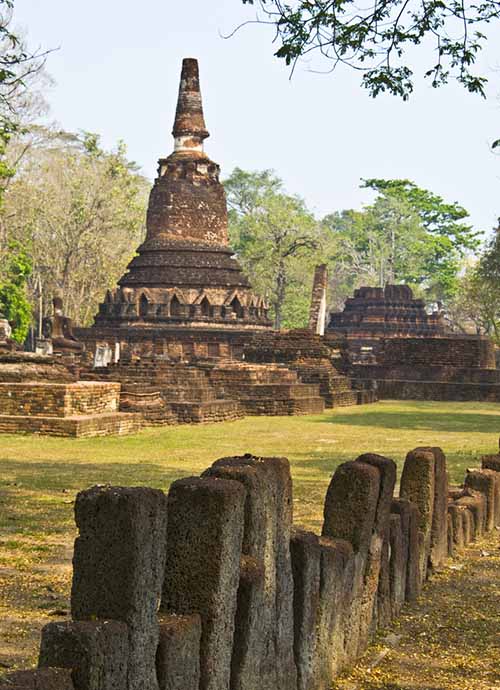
328 284 447 340
93 58 270 335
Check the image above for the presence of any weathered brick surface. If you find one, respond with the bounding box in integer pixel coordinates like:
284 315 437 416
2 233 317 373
91 58 271 334
0 412 143 438
0 382 119 417
328 285 447 339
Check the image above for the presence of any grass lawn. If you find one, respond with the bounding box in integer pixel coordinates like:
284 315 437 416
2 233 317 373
1 399 500 671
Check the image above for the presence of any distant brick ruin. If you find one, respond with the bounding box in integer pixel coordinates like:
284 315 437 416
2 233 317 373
2 445 498 690
325 283 500 402
328 284 447 340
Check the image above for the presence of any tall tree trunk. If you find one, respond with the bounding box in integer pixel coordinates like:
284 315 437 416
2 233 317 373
274 261 286 330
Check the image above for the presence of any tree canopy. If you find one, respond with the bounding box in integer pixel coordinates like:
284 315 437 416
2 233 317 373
0 128 149 328
241 0 500 99
0 240 32 342
225 168 327 328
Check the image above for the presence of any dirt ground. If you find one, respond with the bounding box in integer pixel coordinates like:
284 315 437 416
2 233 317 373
333 530 500 690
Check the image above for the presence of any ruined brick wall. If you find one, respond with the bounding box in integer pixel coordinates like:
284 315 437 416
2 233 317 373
378 336 495 369
75 326 254 362
0 382 120 417
7 443 499 690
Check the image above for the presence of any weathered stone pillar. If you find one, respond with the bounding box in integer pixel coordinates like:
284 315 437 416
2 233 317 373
413 447 448 569
465 469 498 531
447 512 454 557
71 486 168 690
290 530 321 690
455 491 486 539
388 514 405 618
322 459 382 659
481 454 500 473
448 503 465 548
156 614 201 690
290 530 354 690
39 620 129 690
313 538 355 685
400 449 435 583
355 454 396 647
376 533 392 629
204 455 297 690
390 498 420 602
161 476 245 690
308 265 328 336
0 669 74 690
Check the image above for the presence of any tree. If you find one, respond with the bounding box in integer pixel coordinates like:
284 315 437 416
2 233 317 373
362 179 480 299
241 0 500 99
0 1 49 198
0 240 32 342
323 195 428 308
225 168 326 328
0 129 149 327
323 179 479 307
454 221 500 341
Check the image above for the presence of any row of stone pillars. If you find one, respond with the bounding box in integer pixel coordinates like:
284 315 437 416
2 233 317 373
2 449 499 690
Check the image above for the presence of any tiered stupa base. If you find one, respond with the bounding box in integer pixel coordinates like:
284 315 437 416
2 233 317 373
243 330 377 407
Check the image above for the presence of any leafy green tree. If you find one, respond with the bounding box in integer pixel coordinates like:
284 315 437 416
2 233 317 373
225 169 326 329
0 241 32 342
362 179 480 298
323 179 479 307
454 221 500 341
1 128 149 326
242 0 500 99
0 1 48 199
323 196 428 308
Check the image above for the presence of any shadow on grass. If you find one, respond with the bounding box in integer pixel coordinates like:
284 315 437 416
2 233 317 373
0 459 192 492
0 460 192 536
323 409 500 433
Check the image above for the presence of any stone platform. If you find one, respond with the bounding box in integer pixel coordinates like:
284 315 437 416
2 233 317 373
88 359 245 424
207 362 325 416
0 381 142 438
243 329 375 408
0 411 142 438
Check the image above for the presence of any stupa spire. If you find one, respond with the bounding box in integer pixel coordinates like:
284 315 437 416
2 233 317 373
172 58 209 153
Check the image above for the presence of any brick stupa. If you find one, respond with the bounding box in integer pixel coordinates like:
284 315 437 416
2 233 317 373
94 58 270 331
327 284 447 339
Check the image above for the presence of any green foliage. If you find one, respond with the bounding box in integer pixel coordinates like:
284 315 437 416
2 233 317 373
0 241 32 342
0 127 149 326
225 168 325 329
242 0 498 99
445 220 500 340
363 179 480 299
323 179 478 307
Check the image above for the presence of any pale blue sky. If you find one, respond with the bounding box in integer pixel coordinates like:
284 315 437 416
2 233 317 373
14 0 500 237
